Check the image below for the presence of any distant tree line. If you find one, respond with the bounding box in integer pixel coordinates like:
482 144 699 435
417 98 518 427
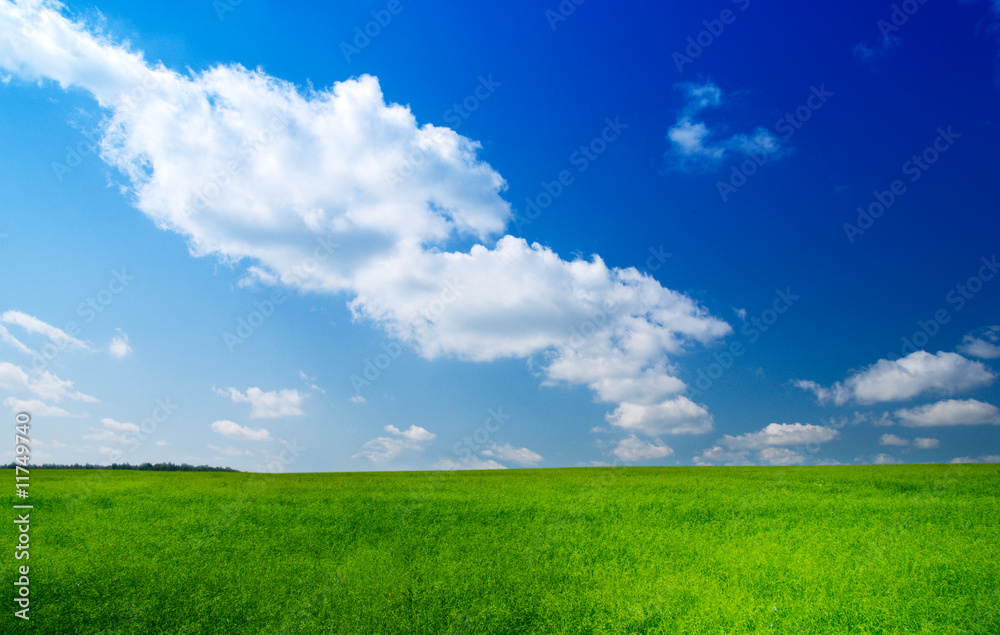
2 462 239 472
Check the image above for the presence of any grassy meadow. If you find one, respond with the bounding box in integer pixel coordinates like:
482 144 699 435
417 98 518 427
3 464 999 634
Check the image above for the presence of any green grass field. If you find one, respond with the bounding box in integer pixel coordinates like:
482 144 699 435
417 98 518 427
3 464 999 634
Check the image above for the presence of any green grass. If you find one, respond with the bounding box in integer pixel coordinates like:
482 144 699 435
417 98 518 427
3 464 999 634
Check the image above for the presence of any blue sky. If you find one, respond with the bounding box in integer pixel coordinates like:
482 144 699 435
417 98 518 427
0 0 998 471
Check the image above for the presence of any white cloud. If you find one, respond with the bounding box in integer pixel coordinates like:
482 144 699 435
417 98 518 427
720 423 839 451
958 326 1000 359
872 453 900 465
895 399 1000 427
1 310 89 351
692 445 753 466
950 455 1000 464
481 442 543 466
298 370 325 394
0 360 97 403
384 424 435 442
98 446 123 457
0 2 731 436
758 447 805 466
853 36 902 62
210 419 272 441
155 440 168 446
611 435 673 462
913 437 939 449
3 397 80 417
605 397 714 436
879 434 910 447
101 417 139 432
354 424 436 463
216 386 304 418
433 456 507 470
349 395 367 404
797 351 995 405
696 422 837 466
353 437 411 463
108 330 131 358
665 81 780 169
0 324 32 355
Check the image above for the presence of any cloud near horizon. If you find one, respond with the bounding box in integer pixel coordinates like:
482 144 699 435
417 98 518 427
0 0 732 441
695 422 839 466
795 351 995 405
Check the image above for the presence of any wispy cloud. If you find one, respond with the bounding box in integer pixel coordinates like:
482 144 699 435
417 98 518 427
3 397 80 418
210 419 272 441
1 310 89 351
852 36 902 64
665 80 780 170
354 424 436 463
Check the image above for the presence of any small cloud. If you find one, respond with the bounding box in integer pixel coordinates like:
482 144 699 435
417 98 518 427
895 399 1000 427
758 447 805 466
210 419 272 441
108 330 132 359
349 395 367 404
958 326 1000 359
606 396 714 436
433 456 507 470
385 424 435 442
665 81 781 170
872 453 901 465
693 445 753 466
353 437 410 463
3 397 82 418
299 370 326 394
481 442 543 466
215 386 304 418
101 417 139 432
720 422 839 451
950 455 1000 464
734 308 747 322
879 433 910 447
853 36 902 63
354 425 435 463
611 435 673 462
155 440 168 447
913 437 939 449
